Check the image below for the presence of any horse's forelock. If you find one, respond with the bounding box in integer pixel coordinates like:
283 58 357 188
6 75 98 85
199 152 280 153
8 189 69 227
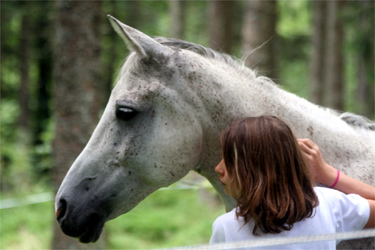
116 52 149 83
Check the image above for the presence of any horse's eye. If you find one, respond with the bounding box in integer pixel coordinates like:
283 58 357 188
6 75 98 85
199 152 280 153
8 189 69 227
116 107 138 121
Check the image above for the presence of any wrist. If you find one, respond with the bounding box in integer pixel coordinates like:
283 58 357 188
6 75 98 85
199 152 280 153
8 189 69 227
329 170 340 188
319 164 337 187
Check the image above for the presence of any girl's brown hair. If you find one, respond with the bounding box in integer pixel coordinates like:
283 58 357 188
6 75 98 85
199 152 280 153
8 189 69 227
221 116 318 235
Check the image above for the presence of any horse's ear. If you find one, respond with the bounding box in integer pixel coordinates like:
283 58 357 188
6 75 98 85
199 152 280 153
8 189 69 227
108 15 169 59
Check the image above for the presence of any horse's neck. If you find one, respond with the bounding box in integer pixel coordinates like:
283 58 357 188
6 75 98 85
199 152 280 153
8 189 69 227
264 87 352 144
243 78 375 178
263 86 338 137
248 82 351 147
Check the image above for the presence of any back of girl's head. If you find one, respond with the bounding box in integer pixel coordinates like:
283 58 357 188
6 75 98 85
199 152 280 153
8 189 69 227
221 116 318 235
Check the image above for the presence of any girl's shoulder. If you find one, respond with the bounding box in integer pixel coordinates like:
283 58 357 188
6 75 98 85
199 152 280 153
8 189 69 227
313 186 370 233
212 208 238 225
313 186 368 213
314 186 368 205
212 207 248 234
211 208 257 244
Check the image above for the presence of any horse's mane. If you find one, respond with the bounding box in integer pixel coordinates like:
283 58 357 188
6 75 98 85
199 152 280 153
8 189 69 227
156 37 239 67
155 37 263 82
340 112 375 130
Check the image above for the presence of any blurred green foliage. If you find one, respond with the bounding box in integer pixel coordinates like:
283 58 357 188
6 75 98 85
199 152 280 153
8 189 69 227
0 198 53 249
106 188 224 249
277 1 312 38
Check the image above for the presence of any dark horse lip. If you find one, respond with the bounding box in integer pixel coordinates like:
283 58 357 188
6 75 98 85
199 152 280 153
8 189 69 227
78 220 104 243
57 209 106 243
77 213 106 243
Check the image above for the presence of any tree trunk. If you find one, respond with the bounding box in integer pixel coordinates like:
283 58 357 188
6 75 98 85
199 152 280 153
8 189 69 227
208 0 236 54
169 0 186 39
309 1 327 105
52 1 106 249
324 0 344 110
17 4 31 130
356 0 374 118
357 56 374 118
103 1 118 101
242 0 277 79
33 6 53 146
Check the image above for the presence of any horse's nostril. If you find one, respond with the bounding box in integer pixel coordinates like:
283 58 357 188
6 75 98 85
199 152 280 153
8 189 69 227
56 198 67 221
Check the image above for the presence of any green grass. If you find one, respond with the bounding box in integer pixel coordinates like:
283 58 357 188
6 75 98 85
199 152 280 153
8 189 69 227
106 188 224 249
0 200 53 250
0 187 225 250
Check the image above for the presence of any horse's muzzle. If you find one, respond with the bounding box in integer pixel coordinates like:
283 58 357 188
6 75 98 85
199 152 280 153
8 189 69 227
55 194 107 243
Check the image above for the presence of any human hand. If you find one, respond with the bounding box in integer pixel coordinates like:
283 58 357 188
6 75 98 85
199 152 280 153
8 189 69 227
297 138 336 185
298 140 375 207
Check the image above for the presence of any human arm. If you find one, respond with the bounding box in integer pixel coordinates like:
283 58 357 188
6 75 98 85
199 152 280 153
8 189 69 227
298 138 375 228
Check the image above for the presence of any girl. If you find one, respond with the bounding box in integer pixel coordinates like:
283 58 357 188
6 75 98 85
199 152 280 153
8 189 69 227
210 116 374 249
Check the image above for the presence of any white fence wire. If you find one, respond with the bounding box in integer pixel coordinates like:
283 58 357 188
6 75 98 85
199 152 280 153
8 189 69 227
159 229 375 250
0 192 53 209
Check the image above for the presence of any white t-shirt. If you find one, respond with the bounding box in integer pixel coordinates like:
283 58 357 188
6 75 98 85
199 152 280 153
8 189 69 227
210 187 370 250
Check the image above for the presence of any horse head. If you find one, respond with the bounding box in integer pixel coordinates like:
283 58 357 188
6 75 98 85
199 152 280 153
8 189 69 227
55 15 230 243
